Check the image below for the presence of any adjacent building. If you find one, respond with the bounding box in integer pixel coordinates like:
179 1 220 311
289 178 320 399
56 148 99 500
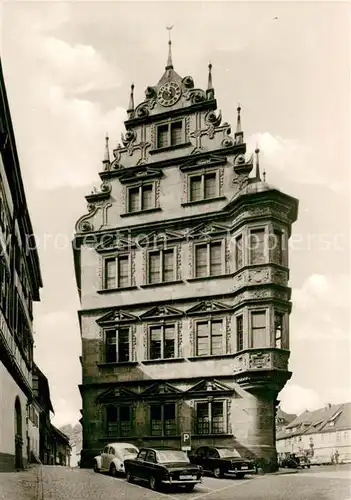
50 425 71 466
0 57 43 471
276 402 351 464
73 39 299 471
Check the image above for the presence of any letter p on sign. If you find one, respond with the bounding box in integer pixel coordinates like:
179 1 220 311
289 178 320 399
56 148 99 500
181 432 191 451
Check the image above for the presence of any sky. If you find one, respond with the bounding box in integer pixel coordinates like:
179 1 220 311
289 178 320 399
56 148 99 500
0 0 350 427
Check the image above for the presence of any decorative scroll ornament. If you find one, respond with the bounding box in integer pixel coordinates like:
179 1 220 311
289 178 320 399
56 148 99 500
182 76 194 88
205 109 222 139
79 221 93 232
183 88 206 104
135 104 149 118
145 86 156 99
121 129 136 148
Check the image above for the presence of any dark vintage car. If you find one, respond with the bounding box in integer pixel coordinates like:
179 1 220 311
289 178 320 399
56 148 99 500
189 446 257 478
124 447 203 491
280 453 311 469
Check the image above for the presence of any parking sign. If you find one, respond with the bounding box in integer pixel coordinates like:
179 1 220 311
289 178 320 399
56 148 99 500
181 432 191 451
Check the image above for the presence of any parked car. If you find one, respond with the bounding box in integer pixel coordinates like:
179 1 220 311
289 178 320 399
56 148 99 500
93 442 139 476
280 453 311 469
189 446 256 479
124 447 203 491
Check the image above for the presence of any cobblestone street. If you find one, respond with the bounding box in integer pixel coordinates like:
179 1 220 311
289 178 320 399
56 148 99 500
0 465 350 500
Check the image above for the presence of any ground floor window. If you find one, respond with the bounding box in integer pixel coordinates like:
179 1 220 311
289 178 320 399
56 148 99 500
150 403 176 436
196 400 226 434
106 405 132 437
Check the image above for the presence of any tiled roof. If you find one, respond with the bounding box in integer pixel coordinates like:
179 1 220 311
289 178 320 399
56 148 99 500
276 408 297 424
276 402 351 441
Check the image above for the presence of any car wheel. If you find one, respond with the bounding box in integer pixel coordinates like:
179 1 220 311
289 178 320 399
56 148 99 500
236 473 245 479
307 465 311 469
126 471 133 483
149 476 158 490
184 484 195 492
110 463 117 477
93 461 100 473
213 467 223 478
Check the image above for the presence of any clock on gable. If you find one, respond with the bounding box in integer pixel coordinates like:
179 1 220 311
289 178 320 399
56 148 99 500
157 81 182 107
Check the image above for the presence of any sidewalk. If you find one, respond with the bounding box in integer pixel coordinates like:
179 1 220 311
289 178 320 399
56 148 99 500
0 465 39 500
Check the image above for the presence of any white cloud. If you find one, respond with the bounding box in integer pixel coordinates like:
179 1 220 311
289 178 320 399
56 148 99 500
279 384 323 415
247 132 347 192
293 273 350 311
2 3 125 190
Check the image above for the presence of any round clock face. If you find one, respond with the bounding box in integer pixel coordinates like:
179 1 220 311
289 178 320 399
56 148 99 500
157 82 182 107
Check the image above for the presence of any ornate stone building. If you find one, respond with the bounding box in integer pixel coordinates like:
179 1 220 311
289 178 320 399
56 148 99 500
0 58 43 471
73 39 299 472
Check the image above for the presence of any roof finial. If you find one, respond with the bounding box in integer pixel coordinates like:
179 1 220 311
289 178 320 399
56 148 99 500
206 61 215 99
103 134 110 166
236 103 242 134
166 25 174 70
234 102 244 144
128 83 135 112
255 145 261 181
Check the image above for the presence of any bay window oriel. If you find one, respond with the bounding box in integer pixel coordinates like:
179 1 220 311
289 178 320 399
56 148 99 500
196 400 226 434
194 241 223 277
105 327 130 363
149 323 175 359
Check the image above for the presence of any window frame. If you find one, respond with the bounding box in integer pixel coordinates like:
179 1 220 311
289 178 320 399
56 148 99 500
195 399 227 435
156 119 185 149
147 246 176 284
149 402 177 437
103 253 131 290
148 322 177 360
104 327 131 363
126 183 156 213
194 317 226 357
274 311 284 349
188 170 219 202
236 314 244 352
106 405 133 437
193 239 224 278
270 228 285 265
249 309 267 348
234 233 244 270
249 227 267 265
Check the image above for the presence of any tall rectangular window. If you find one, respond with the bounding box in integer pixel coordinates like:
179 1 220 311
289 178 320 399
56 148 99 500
104 256 130 289
107 406 132 437
196 319 224 356
196 401 225 434
127 184 154 213
148 248 175 284
195 241 223 277
157 125 168 148
105 328 130 363
272 230 283 264
189 172 218 202
250 229 265 265
157 121 183 148
236 315 244 351
149 324 175 360
275 312 284 348
251 311 266 348
235 235 243 269
150 403 176 436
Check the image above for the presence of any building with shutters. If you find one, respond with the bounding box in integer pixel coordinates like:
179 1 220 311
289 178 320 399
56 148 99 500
0 58 43 471
73 36 299 472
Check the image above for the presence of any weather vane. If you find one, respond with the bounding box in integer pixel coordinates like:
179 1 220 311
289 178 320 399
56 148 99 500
166 25 174 42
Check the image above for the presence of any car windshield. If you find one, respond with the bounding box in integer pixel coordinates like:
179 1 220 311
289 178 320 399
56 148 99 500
156 451 190 463
217 449 241 458
122 448 137 456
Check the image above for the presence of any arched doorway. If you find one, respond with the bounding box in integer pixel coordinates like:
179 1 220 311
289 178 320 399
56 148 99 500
14 397 23 469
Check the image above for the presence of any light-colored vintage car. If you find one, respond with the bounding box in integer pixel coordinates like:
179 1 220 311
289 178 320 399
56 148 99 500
93 442 139 476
